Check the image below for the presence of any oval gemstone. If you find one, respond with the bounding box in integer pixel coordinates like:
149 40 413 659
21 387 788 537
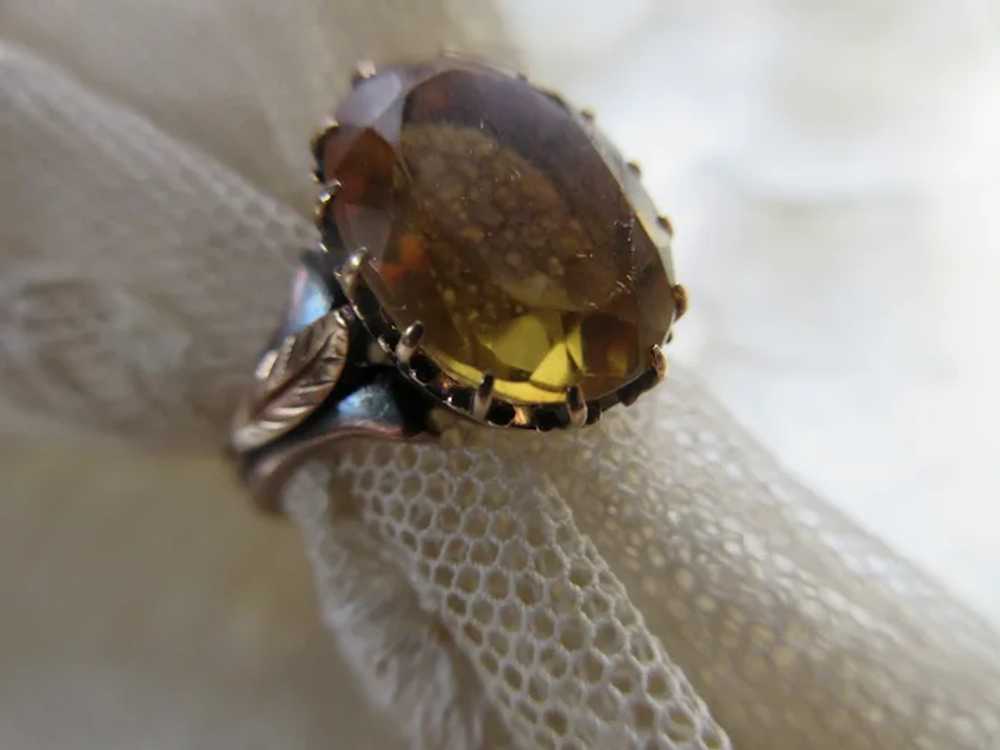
320 58 676 405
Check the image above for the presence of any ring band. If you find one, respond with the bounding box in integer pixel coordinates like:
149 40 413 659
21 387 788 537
231 56 686 510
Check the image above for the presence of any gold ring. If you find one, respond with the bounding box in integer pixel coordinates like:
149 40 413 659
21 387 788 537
231 56 687 510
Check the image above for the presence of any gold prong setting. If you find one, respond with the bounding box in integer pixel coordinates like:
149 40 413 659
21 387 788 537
672 284 688 321
472 374 495 421
311 61 684 431
310 120 340 182
314 178 342 243
351 59 377 87
333 248 367 296
651 345 668 383
395 321 424 365
566 385 588 428
656 214 674 238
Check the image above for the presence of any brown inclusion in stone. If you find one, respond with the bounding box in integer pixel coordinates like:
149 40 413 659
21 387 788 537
320 59 677 405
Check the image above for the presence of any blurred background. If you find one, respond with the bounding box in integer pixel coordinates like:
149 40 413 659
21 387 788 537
2 0 999 747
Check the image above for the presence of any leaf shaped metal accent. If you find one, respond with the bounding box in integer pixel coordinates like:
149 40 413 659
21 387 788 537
231 309 349 452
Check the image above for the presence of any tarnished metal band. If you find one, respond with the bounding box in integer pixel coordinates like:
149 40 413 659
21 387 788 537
230 252 433 513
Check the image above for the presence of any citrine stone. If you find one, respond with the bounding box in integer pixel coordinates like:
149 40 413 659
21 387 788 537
320 59 677 404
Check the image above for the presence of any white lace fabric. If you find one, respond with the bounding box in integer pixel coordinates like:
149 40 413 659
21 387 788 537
3 8 1000 750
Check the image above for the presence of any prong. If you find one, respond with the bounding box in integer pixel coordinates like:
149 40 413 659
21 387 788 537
656 214 674 238
672 284 688 321
351 59 377 86
314 179 342 232
511 404 533 428
566 385 588 428
619 383 641 407
310 119 340 182
580 108 595 123
335 248 367 296
542 89 568 109
627 160 642 176
587 401 602 425
472 373 495 421
310 119 339 158
650 345 668 383
395 321 425 365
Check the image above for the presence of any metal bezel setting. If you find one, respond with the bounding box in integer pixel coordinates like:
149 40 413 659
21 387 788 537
309 61 687 432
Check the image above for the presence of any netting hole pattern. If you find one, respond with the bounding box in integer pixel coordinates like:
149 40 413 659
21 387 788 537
327 434 729 750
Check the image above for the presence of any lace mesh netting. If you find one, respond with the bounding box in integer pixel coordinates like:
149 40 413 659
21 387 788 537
286 378 1000 749
3 19 1000 750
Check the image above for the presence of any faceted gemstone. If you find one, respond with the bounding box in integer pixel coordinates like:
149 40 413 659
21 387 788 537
320 58 676 404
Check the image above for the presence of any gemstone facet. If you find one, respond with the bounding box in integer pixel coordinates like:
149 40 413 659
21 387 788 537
320 59 677 405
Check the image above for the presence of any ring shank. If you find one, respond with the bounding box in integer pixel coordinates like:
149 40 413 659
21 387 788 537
231 252 434 512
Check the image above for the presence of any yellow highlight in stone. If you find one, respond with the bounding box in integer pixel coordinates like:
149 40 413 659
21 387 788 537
485 314 553 375
530 341 575 390
429 349 573 404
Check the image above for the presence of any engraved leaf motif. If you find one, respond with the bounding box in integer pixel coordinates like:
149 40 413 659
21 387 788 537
231 310 349 451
